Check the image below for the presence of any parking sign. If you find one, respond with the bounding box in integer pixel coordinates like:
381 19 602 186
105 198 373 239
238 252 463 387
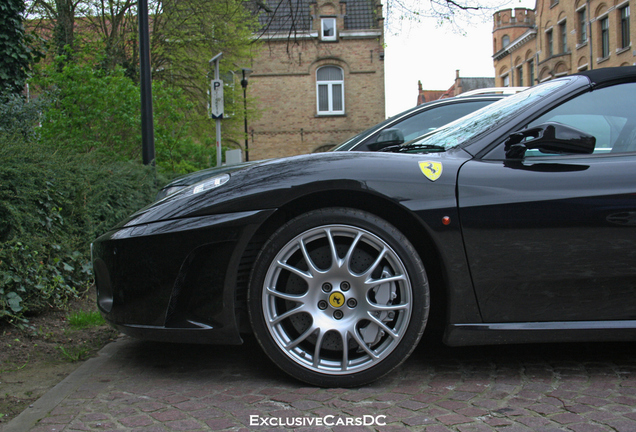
211 79 224 119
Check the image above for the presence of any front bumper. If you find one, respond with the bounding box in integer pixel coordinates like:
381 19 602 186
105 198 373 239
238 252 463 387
92 209 274 345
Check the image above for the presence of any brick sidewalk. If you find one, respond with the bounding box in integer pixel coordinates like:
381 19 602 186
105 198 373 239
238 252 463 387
7 336 636 431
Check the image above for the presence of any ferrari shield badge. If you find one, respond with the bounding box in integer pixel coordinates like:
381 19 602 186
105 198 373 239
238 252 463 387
419 161 443 181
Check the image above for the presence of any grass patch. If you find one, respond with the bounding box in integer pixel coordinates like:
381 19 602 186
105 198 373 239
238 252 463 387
67 311 105 330
56 345 91 362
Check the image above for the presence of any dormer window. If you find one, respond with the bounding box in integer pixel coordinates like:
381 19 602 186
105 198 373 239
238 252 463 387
321 18 337 41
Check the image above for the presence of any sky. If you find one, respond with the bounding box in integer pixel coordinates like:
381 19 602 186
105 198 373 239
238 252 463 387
383 0 536 116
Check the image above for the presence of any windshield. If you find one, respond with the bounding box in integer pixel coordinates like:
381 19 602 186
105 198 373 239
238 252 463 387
402 79 573 152
331 114 405 151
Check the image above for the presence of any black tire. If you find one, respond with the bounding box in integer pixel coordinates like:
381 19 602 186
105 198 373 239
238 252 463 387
248 208 429 387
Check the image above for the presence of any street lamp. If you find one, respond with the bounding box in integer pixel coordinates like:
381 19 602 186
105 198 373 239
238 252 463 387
240 68 252 161
138 0 155 167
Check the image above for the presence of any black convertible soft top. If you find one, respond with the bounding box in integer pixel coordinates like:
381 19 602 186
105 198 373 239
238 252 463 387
576 66 636 87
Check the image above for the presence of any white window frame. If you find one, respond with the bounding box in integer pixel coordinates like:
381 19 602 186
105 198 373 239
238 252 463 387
577 7 587 44
600 16 610 59
546 28 554 56
559 19 567 53
321 18 337 41
316 66 344 115
619 5 630 49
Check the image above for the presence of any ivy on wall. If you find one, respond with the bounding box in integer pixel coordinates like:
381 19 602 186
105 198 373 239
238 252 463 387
0 0 41 97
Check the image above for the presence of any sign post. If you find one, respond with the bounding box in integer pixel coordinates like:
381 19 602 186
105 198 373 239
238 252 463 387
209 53 223 167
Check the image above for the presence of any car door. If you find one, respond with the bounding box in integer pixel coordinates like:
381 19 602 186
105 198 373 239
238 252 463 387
457 82 636 323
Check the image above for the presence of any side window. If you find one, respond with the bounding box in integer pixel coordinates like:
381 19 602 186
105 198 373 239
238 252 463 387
316 66 344 115
530 114 625 151
485 82 636 159
524 83 636 156
359 100 494 149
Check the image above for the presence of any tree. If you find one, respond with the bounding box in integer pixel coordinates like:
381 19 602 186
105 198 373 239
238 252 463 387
86 0 138 75
148 0 260 141
384 0 483 23
26 0 259 141
28 0 84 60
388 0 518 37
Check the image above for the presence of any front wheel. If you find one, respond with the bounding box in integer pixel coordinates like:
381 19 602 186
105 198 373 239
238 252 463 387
248 208 429 387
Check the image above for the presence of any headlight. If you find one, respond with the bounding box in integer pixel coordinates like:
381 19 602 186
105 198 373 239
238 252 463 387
159 185 186 198
192 173 230 195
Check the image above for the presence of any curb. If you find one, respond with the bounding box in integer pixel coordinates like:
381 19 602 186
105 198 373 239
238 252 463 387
0 339 126 432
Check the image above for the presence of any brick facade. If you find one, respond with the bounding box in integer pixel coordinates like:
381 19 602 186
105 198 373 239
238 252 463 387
246 0 385 160
416 70 495 104
493 0 635 87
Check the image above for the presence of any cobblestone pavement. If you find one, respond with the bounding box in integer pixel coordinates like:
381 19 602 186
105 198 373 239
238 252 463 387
6 335 636 432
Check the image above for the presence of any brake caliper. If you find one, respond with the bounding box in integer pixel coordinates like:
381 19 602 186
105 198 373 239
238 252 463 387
359 267 397 346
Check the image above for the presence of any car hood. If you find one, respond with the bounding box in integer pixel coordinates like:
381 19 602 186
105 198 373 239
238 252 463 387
116 150 471 229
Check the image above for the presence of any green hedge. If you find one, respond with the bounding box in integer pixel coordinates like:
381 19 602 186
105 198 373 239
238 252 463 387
1 55 230 325
0 134 161 324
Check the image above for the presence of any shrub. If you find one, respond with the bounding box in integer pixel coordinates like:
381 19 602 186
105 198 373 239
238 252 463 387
34 55 220 173
0 54 232 325
36 60 143 159
0 133 160 325
0 93 48 141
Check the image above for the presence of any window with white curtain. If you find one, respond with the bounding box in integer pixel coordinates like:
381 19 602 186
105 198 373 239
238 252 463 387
316 66 344 115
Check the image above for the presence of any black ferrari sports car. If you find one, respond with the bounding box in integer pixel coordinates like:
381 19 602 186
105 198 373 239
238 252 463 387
92 67 636 387
155 92 514 200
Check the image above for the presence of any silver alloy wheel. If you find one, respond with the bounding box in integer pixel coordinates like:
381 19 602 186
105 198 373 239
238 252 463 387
261 224 413 375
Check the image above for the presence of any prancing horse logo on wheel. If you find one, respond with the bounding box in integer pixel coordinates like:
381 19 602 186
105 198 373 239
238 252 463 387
329 292 345 308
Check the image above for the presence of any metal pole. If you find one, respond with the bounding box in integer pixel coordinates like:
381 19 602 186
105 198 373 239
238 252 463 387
138 0 155 166
216 119 222 166
216 62 221 167
242 73 249 161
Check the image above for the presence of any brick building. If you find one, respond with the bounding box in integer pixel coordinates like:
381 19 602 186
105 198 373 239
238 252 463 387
416 70 495 105
493 0 634 87
245 0 385 160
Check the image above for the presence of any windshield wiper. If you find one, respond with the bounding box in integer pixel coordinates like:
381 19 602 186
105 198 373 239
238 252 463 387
380 143 447 153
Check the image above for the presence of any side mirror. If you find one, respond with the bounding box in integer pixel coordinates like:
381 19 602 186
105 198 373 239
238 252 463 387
505 122 596 159
368 128 405 151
